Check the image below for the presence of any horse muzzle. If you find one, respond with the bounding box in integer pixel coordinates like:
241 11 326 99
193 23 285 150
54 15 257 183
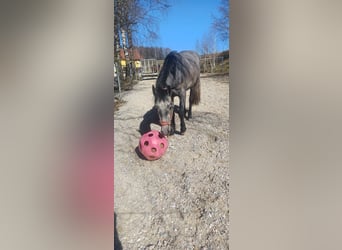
160 120 169 126
160 121 170 136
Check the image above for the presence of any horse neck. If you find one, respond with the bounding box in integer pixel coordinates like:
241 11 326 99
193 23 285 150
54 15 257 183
156 73 172 89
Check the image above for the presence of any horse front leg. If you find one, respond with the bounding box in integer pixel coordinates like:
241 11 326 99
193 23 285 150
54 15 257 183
179 92 187 135
170 96 175 135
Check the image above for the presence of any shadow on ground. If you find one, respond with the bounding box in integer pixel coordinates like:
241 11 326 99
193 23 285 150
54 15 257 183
138 107 160 135
114 212 122 250
135 146 148 160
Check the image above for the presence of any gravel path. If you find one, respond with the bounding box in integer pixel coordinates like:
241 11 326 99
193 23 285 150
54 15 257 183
114 74 229 249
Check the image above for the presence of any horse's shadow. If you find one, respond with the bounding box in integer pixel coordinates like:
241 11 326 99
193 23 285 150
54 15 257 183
138 107 160 135
138 106 184 136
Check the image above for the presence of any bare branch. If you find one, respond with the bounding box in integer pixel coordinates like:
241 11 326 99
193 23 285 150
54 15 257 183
212 0 229 42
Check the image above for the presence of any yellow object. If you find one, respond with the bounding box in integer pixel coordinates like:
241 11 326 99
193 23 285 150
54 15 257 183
135 61 141 68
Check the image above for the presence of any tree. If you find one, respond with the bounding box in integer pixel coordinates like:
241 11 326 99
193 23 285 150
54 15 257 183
197 31 217 73
114 0 170 81
114 0 170 51
212 0 229 42
136 46 171 60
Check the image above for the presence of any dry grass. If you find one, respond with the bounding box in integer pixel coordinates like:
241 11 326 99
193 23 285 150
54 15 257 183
213 59 229 74
114 97 126 112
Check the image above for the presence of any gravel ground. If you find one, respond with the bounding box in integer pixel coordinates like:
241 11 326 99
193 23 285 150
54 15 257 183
114 74 229 249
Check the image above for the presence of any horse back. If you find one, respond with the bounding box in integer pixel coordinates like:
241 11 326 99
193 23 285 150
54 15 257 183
156 50 200 92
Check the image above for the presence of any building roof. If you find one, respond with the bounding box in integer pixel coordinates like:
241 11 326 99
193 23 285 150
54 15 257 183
119 48 142 60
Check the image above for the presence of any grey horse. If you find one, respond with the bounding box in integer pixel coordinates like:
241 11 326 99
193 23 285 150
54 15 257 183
153 50 201 135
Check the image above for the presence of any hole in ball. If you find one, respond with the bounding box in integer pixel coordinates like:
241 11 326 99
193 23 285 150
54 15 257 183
151 148 157 152
148 133 153 137
160 143 164 148
144 141 149 146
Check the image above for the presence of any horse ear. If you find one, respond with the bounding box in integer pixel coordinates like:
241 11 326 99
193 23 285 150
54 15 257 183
152 85 156 96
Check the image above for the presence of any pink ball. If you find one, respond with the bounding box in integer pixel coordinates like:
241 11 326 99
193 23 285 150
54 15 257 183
139 130 168 160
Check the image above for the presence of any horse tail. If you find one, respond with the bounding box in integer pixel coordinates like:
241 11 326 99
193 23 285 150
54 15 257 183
190 78 201 105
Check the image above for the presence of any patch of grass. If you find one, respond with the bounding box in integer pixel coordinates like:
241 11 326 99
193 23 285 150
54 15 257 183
121 79 139 91
114 97 126 112
213 59 229 74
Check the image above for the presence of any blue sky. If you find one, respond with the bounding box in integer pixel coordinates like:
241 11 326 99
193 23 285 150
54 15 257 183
148 0 229 52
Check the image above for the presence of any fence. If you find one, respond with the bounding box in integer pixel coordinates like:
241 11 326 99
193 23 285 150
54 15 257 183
141 59 163 79
200 56 224 73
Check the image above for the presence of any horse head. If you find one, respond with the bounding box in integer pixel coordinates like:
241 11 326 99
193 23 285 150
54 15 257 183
152 85 174 136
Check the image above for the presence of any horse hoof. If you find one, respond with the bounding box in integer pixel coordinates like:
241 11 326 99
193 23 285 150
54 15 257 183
168 127 175 136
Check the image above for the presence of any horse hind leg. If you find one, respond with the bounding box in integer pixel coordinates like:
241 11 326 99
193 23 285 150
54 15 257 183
188 79 200 119
179 92 187 134
187 89 193 120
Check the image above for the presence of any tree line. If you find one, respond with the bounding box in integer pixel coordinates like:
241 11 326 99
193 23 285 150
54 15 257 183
136 46 172 60
114 0 229 82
